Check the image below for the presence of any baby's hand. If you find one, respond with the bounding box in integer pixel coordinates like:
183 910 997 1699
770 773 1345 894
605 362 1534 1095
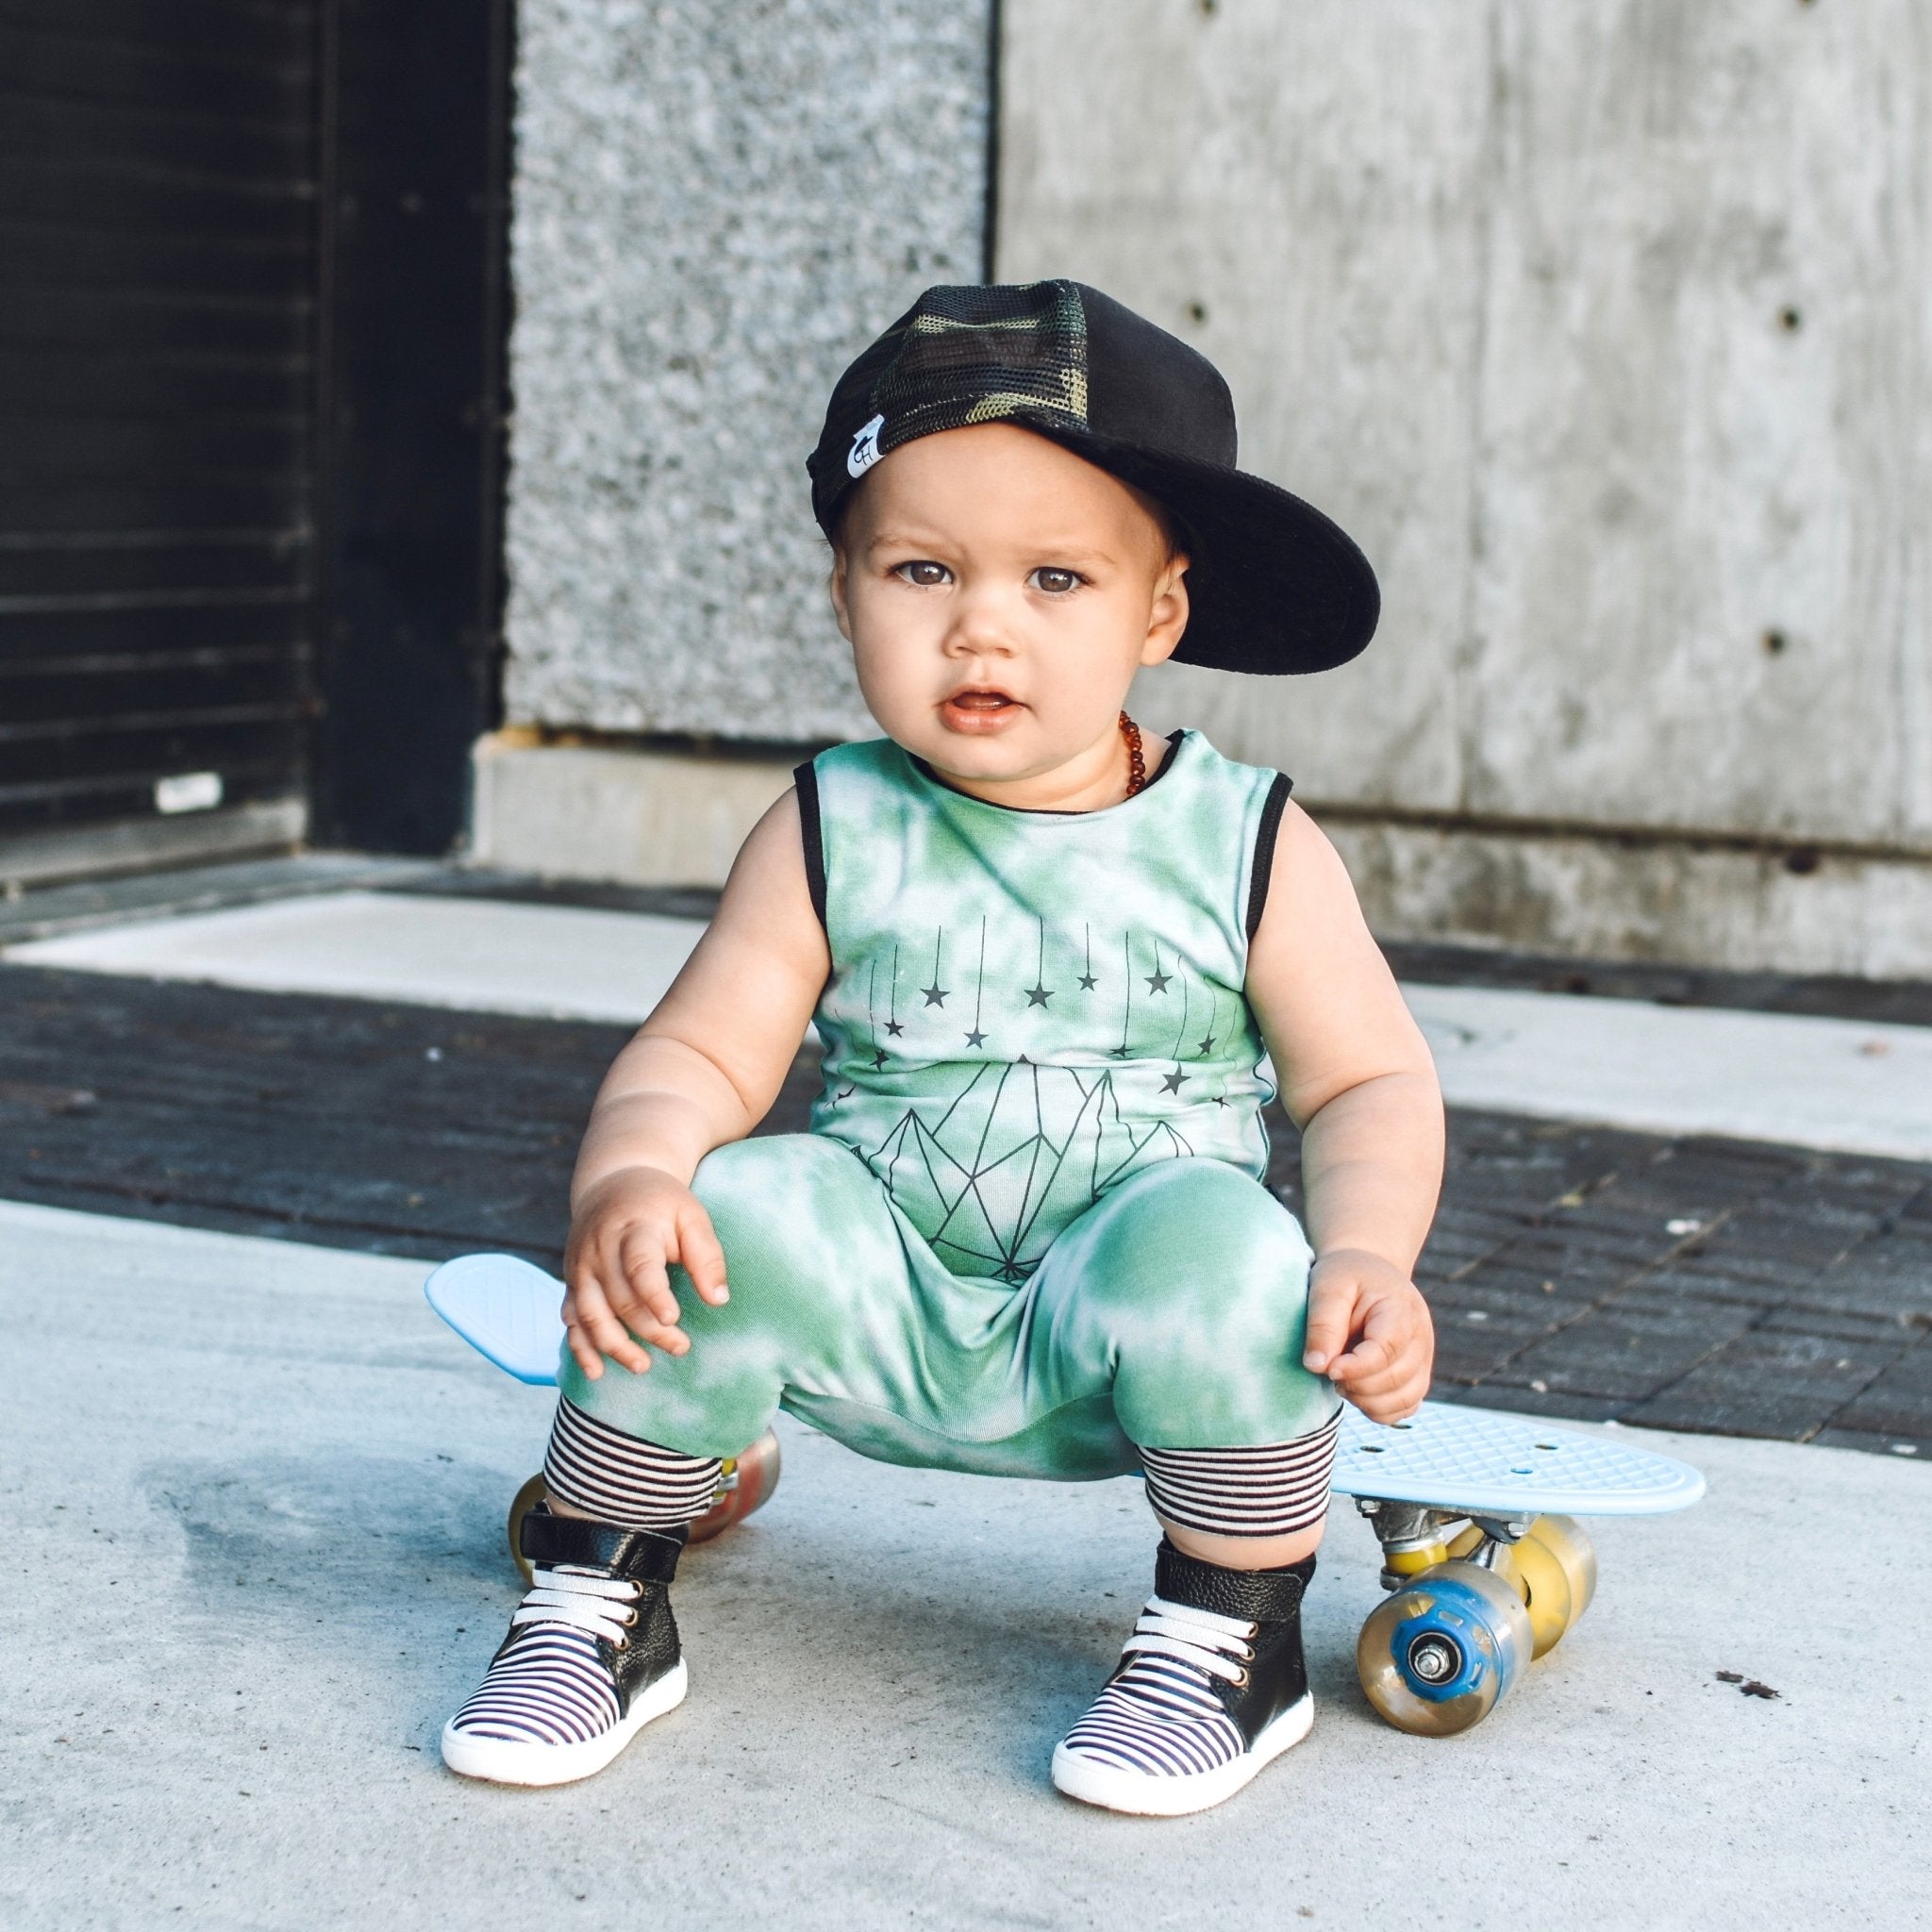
1302 1249 1434 1424
561 1167 729 1380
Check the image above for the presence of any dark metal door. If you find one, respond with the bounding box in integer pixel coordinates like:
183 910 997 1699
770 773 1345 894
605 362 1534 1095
0 0 321 880
0 0 509 886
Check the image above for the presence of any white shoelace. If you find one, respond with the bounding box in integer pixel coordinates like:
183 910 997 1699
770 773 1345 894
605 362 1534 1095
507 1564 641 1646
1117 1593 1257 1685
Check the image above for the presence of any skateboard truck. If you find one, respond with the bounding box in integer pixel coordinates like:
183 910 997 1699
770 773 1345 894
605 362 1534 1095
1357 1500 1530 1588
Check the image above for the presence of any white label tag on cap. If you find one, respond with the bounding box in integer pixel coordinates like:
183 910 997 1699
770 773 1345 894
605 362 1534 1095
847 413 886 477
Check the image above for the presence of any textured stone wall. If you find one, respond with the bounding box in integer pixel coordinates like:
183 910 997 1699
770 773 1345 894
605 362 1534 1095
502 0 991 740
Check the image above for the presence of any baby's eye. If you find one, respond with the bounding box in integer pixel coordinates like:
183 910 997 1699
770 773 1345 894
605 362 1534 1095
892 559 952 587
1028 567 1082 595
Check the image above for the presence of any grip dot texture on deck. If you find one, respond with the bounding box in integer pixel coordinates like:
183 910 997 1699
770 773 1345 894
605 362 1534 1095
1333 1400 1705 1516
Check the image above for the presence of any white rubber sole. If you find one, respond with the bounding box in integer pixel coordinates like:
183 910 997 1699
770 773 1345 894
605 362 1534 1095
440 1657 689 1788
1050 1693 1314 1818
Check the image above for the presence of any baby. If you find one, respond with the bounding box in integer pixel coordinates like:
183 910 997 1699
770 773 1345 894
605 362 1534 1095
441 281 1442 1817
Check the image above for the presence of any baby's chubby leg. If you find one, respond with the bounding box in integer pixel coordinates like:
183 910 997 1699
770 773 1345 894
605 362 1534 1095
557 1132 928 1457
1037 1159 1341 1816
1027 1158 1340 1567
445 1133 911 1789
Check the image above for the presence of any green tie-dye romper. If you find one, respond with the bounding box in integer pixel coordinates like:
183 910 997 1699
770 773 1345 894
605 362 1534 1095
559 729 1339 1475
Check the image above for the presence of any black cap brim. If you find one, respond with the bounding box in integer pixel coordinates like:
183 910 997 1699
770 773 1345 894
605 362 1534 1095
1020 421 1380 676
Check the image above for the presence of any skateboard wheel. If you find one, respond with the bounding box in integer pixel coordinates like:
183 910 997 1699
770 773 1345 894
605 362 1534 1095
1523 1513 1597 1626
688 1428 783 1545
1444 1517 1594 1656
507 1472 548 1588
1507 1525 1574 1657
1356 1560 1533 1736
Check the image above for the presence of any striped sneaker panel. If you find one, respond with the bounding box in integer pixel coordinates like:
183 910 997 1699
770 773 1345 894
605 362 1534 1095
448 1624 619 1747
543 1398 722 1529
1060 1662 1246 1776
1140 1411 1341 1539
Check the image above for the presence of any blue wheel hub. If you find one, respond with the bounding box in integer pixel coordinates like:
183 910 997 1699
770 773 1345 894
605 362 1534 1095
1390 1577 1512 1704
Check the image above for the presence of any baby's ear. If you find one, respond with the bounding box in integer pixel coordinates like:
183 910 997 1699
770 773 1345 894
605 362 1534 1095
1141 558 1191 665
826 545 855 641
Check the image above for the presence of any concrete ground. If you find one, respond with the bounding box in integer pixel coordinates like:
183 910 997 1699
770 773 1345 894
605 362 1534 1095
1 1198 1922 1931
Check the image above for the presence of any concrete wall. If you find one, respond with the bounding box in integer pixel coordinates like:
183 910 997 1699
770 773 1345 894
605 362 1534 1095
482 0 1932 975
1000 0 1932 973
500 0 991 743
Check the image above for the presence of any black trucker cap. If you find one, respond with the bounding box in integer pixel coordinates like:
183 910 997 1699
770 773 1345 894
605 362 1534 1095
806 279 1379 675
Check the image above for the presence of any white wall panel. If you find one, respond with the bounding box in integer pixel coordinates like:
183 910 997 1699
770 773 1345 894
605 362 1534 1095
1469 1 1931 841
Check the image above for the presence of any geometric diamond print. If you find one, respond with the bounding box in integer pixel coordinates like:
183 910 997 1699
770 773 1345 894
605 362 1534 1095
864 1059 1193 1282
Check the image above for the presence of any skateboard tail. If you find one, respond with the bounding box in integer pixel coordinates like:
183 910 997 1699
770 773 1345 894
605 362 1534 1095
425 1252 567 1385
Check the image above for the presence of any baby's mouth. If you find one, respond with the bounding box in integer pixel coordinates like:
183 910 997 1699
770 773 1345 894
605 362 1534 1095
940 687 1024 732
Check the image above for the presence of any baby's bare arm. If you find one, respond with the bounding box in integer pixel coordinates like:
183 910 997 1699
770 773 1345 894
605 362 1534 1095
1245 802 1444 1421
563 789 830 1378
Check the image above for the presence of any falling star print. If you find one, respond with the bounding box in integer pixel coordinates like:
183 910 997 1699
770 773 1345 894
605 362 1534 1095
965 919 989 1049
921 928 949 1008
1161 976 1191 1093
1024 916 1054 1008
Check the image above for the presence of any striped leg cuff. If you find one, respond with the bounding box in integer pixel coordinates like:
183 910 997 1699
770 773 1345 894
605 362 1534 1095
1139 1410 1341 1540
543 1398 722 1530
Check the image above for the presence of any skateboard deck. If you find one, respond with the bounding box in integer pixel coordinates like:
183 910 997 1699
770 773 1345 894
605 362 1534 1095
1335 1403 1704 1518
425 1252 569 1384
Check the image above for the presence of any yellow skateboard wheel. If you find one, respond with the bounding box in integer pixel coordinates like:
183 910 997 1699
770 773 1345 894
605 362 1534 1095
1444 1515 1593 1657
689 1428 783 1544
1507 1525 1574 1657
1357 1559 1534 1736
507 1472 548 1588
504 1429 785 1579
1523 1513 1598 1624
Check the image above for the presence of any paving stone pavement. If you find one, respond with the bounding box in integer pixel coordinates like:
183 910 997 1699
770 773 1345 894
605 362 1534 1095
1274 1116 1932 1455
3 961 1926 1457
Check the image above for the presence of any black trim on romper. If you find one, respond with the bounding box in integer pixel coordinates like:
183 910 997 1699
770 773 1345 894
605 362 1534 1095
1244 771 1294 941
793 758 828 930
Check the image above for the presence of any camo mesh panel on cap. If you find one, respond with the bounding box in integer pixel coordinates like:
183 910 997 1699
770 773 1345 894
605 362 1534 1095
873 282 1090 458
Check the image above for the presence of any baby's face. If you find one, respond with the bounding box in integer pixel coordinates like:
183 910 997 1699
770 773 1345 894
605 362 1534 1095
830 424 1190 801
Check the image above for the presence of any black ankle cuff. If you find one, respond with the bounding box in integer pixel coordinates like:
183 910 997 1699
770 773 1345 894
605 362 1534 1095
1154 1539 1315 1624
519 1511 688 1582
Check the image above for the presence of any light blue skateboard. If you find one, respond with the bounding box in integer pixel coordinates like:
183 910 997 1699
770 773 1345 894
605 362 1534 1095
428 1251 1705 1734
1333 1399 1703 1733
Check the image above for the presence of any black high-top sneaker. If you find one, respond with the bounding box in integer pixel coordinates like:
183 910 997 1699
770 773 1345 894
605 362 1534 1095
1052 1540 1316 1816
441 1508 688 1787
